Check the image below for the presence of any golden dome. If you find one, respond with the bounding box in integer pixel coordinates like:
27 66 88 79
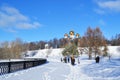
69 30 74 35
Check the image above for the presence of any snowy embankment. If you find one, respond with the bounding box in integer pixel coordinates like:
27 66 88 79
107 46 120 57
25 48 64 58
24 46 120 58
0 46 120 80
82 57 120 80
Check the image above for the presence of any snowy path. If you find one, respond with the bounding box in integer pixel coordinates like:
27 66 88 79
0 59 70 80
66 64 81 80
65 60 93 80
0 56 120 80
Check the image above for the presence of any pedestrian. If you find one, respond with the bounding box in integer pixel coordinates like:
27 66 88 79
68 57 70 63
95 56 100 63
78 56 80 64
61 58 63 62
71 55 75 65
64 57 67 63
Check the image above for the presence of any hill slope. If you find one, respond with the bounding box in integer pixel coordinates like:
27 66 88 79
25 46 120 58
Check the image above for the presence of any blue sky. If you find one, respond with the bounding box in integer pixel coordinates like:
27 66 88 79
0 0 120 42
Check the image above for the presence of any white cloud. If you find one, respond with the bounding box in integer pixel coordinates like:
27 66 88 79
16 22 41 29
0 5 41 31
98 0 120 11
94 0 120 14
6 29 17 33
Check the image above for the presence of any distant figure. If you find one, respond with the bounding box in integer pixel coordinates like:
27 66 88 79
64 57 67 63
61 58 63 62
95 56 100 63
81 51 83 55
68 57 70 63
78 56 80 64
109 55 111 60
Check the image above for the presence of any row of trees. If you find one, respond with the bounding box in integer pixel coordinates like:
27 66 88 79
28 33 120 51
28 38 69 50
0 27 119 59
0 38 70 59
62 27 108 59
0 38 28 59
108 34 120 46
83 27 108 59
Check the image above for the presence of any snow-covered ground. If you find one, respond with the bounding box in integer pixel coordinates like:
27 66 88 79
24 48 64 59
0 46 120 80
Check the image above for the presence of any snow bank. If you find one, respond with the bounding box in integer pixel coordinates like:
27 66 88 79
0 53 120 80
25 48 64 58
82 58 120 80
25 46 120 59
107 46 120 57
0 59 25 62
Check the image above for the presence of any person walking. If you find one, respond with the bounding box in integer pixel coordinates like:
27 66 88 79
95 56 100 63
78 56 80 64
71 55 75 65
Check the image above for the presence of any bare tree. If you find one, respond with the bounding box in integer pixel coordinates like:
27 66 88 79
93 27 103 58
111 34 120 45
102 39 108 57
85 27 94 59
0 41 10 59
84 27 107 59
53 38 59 48
10 38 23 59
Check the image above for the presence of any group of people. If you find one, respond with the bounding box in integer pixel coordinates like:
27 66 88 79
61 55 100 65
61 55 80 65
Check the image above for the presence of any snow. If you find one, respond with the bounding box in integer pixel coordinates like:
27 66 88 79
0 59 25 62
0 46 120 80
25 48 64 59
82 57 120 80
107 46 120 57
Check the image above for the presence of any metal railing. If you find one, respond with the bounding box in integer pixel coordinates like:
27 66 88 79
0 58 47 75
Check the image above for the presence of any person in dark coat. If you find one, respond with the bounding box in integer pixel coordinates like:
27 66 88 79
61 58 63 62
68 57 70 63
95 56 100 63
72 58 75 65
71 55 75 65
64 57 67 63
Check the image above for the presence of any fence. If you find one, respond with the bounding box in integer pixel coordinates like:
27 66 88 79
0 58 47 75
